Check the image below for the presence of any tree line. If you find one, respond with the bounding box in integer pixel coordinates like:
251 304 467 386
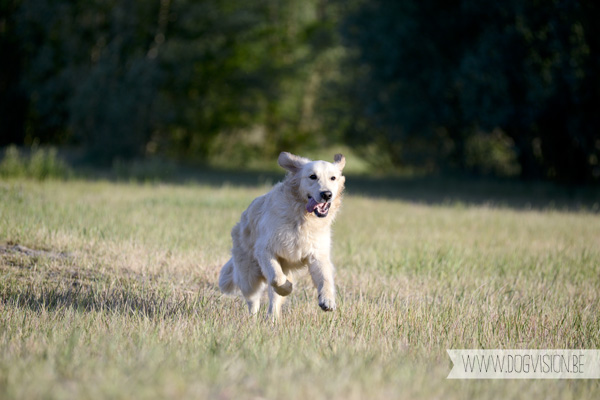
1 0 599 182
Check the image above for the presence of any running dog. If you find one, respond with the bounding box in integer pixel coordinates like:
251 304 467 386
218 152 346 319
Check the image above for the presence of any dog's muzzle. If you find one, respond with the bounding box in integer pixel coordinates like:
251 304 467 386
306 194 332 218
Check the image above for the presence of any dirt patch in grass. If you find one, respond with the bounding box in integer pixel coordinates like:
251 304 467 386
0 242 71 260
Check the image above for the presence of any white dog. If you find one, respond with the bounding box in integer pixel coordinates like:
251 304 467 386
219 152 346 319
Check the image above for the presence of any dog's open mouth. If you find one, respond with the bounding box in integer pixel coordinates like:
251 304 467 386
306 196 331 218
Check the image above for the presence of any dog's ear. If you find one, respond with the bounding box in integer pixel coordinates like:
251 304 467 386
333 153 346 171
278 152 309 173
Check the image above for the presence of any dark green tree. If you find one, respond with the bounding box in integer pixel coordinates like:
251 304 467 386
341 0 600 181
0 0 29 146
13 0 162 162
4 0 339 164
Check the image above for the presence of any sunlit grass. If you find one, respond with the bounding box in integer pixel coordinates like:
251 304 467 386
1 178 599 399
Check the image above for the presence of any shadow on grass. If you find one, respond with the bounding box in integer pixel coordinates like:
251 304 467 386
345 174 600 212
5 146 598 212
115 165 600 213
0 282 223 319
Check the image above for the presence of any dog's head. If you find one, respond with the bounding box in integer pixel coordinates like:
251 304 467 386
278 152 346 218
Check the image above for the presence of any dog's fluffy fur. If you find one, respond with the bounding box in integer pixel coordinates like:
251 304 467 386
219 152 346 319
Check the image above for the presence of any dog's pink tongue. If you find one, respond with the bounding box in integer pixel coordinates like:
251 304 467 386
306 198 319 213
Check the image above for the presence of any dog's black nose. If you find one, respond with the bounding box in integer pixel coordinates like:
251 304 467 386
320 191 332 201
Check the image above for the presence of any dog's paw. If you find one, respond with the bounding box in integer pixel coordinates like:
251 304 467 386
272 279 293 296
318 297 336 312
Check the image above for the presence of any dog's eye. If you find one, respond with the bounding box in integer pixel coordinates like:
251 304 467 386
330 176 336 181
309 174 317 180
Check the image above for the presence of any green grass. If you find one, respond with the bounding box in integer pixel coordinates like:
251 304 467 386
1 177 599 399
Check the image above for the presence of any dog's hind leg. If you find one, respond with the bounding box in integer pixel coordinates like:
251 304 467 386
244 281 265 315
233 261 266 315
231 255 266 315
267 285 284 321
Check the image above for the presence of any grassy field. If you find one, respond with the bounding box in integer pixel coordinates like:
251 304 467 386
1 176 599 399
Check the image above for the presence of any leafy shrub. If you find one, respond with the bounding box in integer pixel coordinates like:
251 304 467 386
0 146 27 178
465 130 521 177
0 146 72 180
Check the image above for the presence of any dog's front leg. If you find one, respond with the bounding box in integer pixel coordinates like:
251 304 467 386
258 253 293 297
309 258 336 311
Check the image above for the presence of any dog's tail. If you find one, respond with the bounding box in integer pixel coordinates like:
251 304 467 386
219 258 236 294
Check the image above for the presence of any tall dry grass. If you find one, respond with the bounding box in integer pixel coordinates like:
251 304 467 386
1 178 599 399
